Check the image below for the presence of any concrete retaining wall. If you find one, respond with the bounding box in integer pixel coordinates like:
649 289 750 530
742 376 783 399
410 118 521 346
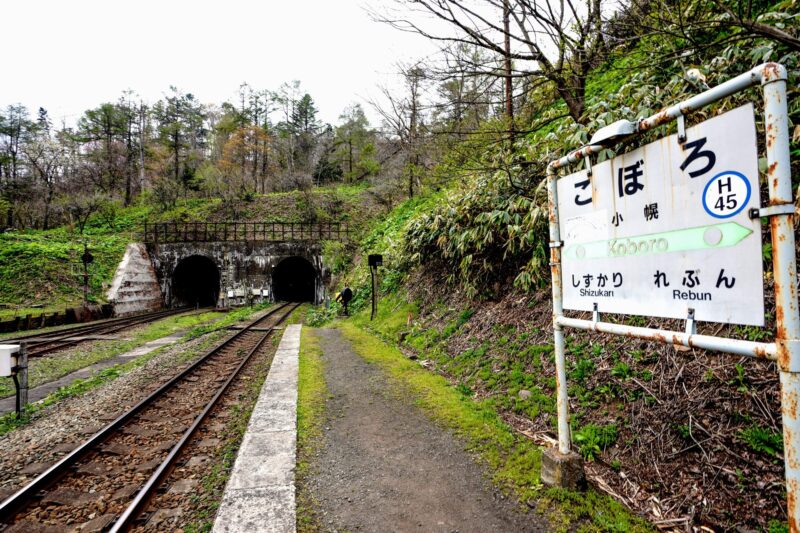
107 244 164 316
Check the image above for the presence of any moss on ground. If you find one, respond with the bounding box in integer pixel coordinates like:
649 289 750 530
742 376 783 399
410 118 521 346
296 327 328 532
337 319 652 532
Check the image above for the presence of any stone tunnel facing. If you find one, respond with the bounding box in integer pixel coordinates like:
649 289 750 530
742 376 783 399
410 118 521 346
272 256 316 302
172 255 220 307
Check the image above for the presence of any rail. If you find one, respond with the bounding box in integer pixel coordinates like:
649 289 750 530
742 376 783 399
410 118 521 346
142 221 350 243
0 302 298 528
9 307 194 357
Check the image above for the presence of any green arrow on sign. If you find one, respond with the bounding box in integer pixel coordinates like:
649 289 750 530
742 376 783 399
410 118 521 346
563 222 753 261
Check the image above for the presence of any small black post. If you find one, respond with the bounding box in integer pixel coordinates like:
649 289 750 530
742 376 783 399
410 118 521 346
81 243 93 306
370 266 378 320
19 343 27 413
367 254 383 321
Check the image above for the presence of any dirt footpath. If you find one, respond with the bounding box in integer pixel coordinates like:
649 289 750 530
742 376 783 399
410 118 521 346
308 329 545 533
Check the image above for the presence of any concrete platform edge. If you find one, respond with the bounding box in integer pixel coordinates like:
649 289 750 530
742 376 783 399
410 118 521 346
213 323 301 533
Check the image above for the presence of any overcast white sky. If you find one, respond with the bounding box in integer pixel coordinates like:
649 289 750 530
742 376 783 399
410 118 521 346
0 0 440 127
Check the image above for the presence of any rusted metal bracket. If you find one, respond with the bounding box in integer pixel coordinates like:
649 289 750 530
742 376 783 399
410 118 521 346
685 308 696 336
749 204 795 219
677 113 687 143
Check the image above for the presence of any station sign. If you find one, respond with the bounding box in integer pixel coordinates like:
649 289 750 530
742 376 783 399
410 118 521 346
557 104 764 325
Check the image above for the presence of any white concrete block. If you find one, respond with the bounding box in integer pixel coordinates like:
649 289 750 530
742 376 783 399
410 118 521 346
213 486 295 533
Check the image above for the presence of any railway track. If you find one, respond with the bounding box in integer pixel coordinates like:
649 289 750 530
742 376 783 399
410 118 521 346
4 307 195 358
0 302 299 532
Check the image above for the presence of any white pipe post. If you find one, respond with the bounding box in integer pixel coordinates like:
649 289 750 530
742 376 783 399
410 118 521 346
760 63 800 532
547 171 570 454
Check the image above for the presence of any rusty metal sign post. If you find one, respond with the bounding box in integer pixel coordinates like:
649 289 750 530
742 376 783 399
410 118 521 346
545 63 799 527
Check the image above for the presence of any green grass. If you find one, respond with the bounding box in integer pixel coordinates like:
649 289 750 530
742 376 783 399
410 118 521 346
739 424 784 459
296 327 328 533
337 320 651 532
0 183 381 316
0 229 129 312
573 423 619 461
285 304 310 325
0 304 272 435
0 310 227 398
0 305 73 322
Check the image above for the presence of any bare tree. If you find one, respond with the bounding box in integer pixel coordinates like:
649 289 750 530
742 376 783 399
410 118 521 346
371 62 430 198
23 133 65 229
376 0 607 123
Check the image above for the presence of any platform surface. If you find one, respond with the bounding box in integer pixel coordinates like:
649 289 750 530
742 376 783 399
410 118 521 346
213 324 300 533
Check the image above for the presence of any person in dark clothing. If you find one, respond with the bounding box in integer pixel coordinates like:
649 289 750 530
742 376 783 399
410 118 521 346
336 287 353 316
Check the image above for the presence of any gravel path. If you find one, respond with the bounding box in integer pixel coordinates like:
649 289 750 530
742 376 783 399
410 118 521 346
308 328 546 533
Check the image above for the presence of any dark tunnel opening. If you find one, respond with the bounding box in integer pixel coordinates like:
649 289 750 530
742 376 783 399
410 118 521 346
272 256 316 302
172 255 220 307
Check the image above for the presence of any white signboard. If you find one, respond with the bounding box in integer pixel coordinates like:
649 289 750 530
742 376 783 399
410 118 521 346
557 104 764 325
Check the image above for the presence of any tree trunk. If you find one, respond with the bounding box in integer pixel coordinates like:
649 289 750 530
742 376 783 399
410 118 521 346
556 84 585 124
139 102 146 193
348 139 353 178
503 0 514 136
43 186 54 230
124 117 134 206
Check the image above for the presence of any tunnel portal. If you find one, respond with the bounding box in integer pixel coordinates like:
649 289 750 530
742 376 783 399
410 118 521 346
272 256 316 302
172 255 220 307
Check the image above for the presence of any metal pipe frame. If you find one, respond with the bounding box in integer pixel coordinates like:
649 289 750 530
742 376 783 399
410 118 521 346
545 63 798 527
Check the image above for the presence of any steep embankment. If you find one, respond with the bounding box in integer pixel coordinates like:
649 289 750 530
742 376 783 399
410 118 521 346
313 42 798 533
